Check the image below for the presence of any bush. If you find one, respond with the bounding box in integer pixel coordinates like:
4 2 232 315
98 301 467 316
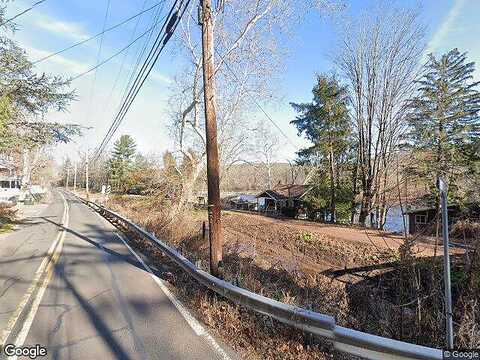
0 204 17 232
451 220 480 240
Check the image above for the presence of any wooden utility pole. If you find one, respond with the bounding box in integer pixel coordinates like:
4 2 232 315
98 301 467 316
73 162 77 192
201 0 223 277
66 167 70 190
85 150 90 200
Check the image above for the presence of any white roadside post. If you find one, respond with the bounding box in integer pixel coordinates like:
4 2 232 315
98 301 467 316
438 177 454 349
106 185 111 204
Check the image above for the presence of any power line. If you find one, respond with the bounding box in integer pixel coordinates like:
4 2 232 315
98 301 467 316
116 3 165 112
0 0 48 27
102 0 166 121
93 1 181 158
103 0 154 111
96 3 166 159
95 0 112 71
92 2 178 158
94 5 170 158
70 12 169 82
31 1 166 65
83 0 111 142
93 0 190 160
219 56 300 151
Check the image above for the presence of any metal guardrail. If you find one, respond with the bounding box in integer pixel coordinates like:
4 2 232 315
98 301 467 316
77 195 443 360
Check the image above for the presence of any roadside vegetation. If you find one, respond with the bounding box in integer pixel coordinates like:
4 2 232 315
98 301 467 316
100 194 479 352
0 204 16 233
0 6 79 191
70 0 480 356
2 0 479 357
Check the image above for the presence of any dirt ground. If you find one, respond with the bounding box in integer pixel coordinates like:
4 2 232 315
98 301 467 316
83 191 453 276
219 210 448 276
92 194 475 356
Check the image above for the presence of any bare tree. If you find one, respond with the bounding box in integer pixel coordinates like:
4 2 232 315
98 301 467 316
251 120 279 189
287 160 305 185
336 4 425 227
167 0 343 208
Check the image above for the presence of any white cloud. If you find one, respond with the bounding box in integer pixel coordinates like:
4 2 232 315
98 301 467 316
24 46 90 74
6 0 90 42
34 16 90 41
149 70 173 85
423 0 466 59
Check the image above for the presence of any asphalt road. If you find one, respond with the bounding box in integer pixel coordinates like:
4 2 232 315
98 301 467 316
0 190 236 360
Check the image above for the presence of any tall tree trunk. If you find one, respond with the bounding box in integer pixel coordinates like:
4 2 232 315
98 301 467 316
435 120 445 238
378 164 389 230
329 146 336 223
359 177 372 226
267 159 272 189
359 199 368 225
350 151 359 224
21 147 31 189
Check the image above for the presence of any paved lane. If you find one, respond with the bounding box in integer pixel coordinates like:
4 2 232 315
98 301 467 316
0 192 65 341
1 192 236 360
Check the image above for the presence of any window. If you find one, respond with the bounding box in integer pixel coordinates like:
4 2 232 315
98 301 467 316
415 214 427 224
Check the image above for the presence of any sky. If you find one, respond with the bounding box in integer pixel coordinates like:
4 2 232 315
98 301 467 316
3 0 480 164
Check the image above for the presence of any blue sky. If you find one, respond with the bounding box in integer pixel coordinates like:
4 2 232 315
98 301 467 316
3 0 480 162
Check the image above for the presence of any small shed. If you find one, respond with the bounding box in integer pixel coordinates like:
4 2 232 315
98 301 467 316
405 207 439 235
405 203 480 235
229 194 257 211
256 184 311 217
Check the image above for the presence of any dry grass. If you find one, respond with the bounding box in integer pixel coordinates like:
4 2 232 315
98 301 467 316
104 196 358 359
451 220 480 241
0 204 17 233
102 195 480 355
120 226 354 360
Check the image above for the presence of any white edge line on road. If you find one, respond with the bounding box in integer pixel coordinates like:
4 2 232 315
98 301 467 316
114 232 232 360
0 191 69 348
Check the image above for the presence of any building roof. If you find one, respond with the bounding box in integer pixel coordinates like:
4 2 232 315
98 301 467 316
230 194 257 204
256 184 312 201
405 202 480 215
0 160 14 170
404 206 438 214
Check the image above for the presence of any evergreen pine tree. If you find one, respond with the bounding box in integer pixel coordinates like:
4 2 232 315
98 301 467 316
108 135 137 193
407 48 480 201
291 74 352 222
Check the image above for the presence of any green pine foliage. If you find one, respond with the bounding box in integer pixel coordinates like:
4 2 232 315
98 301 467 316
407 48 480 201
108 135 137 193
0 96 13 150
291 74 354 222
0 10 78 153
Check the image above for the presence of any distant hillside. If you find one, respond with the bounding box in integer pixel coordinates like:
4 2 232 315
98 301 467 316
220 163 308 191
